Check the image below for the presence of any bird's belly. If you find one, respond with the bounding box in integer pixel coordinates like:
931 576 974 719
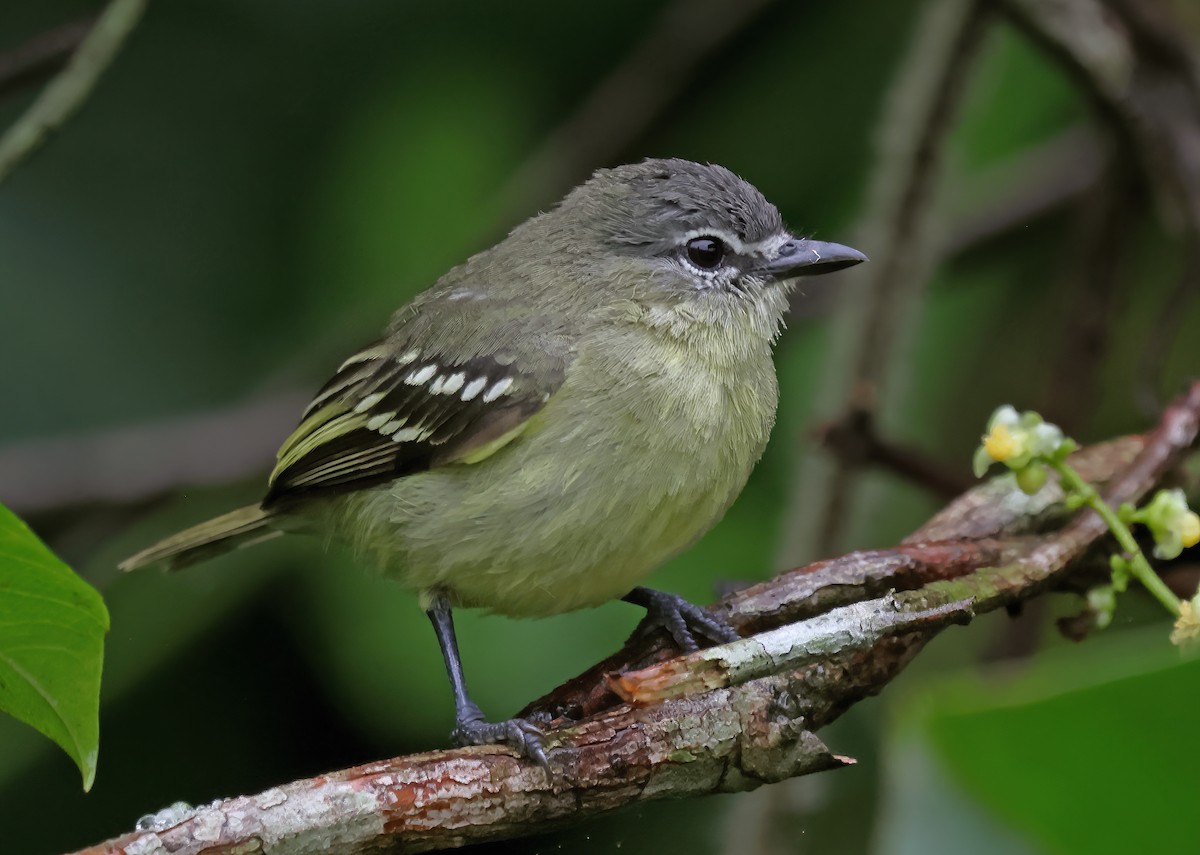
334 417 763 616
327 346 776 618
356 450 745 616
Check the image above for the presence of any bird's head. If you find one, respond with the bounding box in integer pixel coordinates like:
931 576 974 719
544 158 866 307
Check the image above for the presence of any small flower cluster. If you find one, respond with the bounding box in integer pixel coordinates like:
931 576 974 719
974 404 1199 645
973 405 1074 495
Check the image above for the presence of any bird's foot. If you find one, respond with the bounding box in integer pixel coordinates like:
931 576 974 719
451 711 549 770
625 586 740 654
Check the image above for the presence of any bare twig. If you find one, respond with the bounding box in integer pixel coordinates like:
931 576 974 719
69 381 1200 855
815 406 973 500
0 391 307 514
0 0 148 184
0 17 94 101
943 125 1106 256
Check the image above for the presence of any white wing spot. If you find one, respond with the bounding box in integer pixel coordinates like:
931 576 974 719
461 376 488 401
392 426 423 442
365 412 393 430
405 365 437 385
482 377 514 403
354 393 386 413
378 419 405 435
429 375 446 394
397 350 420 365
441 373 465 395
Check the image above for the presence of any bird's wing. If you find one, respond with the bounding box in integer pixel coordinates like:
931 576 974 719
263 297 573 507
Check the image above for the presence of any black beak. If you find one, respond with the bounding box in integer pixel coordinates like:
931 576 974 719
763 238 868 279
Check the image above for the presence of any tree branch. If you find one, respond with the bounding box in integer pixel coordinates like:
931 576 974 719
69 381 1200 855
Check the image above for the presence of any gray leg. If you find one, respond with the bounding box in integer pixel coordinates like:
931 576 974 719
425 591 548 769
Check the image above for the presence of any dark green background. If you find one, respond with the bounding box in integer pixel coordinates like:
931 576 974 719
1 1 1197 853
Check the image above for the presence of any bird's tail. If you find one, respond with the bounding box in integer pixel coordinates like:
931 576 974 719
119 504 281 572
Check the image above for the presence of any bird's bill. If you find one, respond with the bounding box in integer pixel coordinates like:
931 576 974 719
763 239 868 278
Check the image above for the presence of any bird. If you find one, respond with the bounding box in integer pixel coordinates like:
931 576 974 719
121 157 866 766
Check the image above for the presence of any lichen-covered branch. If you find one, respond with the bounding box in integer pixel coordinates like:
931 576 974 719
70 381 1200 855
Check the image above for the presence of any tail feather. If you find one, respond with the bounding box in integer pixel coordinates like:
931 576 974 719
120 504 280 572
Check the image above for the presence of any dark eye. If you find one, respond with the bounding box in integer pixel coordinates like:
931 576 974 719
685 236 725 270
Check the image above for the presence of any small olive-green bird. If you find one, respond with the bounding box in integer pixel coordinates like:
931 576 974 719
122 158 865 765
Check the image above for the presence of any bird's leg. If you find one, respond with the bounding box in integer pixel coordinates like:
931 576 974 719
424 591 548 769
623 586 740 653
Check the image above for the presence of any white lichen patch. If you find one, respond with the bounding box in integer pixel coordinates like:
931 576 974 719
254 787 288 810
256 782 383 853
125 834 169 855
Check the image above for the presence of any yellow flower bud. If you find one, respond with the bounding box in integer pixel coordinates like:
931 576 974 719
984 423 1018 463
1182 511 1200 550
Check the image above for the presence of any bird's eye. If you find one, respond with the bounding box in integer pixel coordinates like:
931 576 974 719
685 236 725 270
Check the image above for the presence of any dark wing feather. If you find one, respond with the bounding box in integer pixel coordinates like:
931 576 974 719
263 313 571 507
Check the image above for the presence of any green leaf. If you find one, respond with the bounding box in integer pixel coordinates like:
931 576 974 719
922 627 1194 855
0 503 108 790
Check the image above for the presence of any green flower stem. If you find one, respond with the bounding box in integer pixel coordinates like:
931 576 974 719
1049 460 1181 617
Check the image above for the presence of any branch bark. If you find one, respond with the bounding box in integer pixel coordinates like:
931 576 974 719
70 381 1200 855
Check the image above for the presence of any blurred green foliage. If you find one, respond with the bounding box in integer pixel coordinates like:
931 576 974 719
925 628 1199 855
0 1 1197 853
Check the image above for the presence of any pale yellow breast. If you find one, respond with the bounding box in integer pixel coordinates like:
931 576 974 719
330 310 781 618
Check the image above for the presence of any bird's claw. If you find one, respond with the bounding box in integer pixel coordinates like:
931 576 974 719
451 715 550 770
627 588 740 653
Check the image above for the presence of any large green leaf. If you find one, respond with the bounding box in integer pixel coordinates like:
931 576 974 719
0 503 108 790
923 625 1194 855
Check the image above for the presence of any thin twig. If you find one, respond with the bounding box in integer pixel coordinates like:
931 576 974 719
0 17 94 102
942 124 1105 256
69 382 1200 855
815 406 973 500
0 0 148 184
0 391 308 514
